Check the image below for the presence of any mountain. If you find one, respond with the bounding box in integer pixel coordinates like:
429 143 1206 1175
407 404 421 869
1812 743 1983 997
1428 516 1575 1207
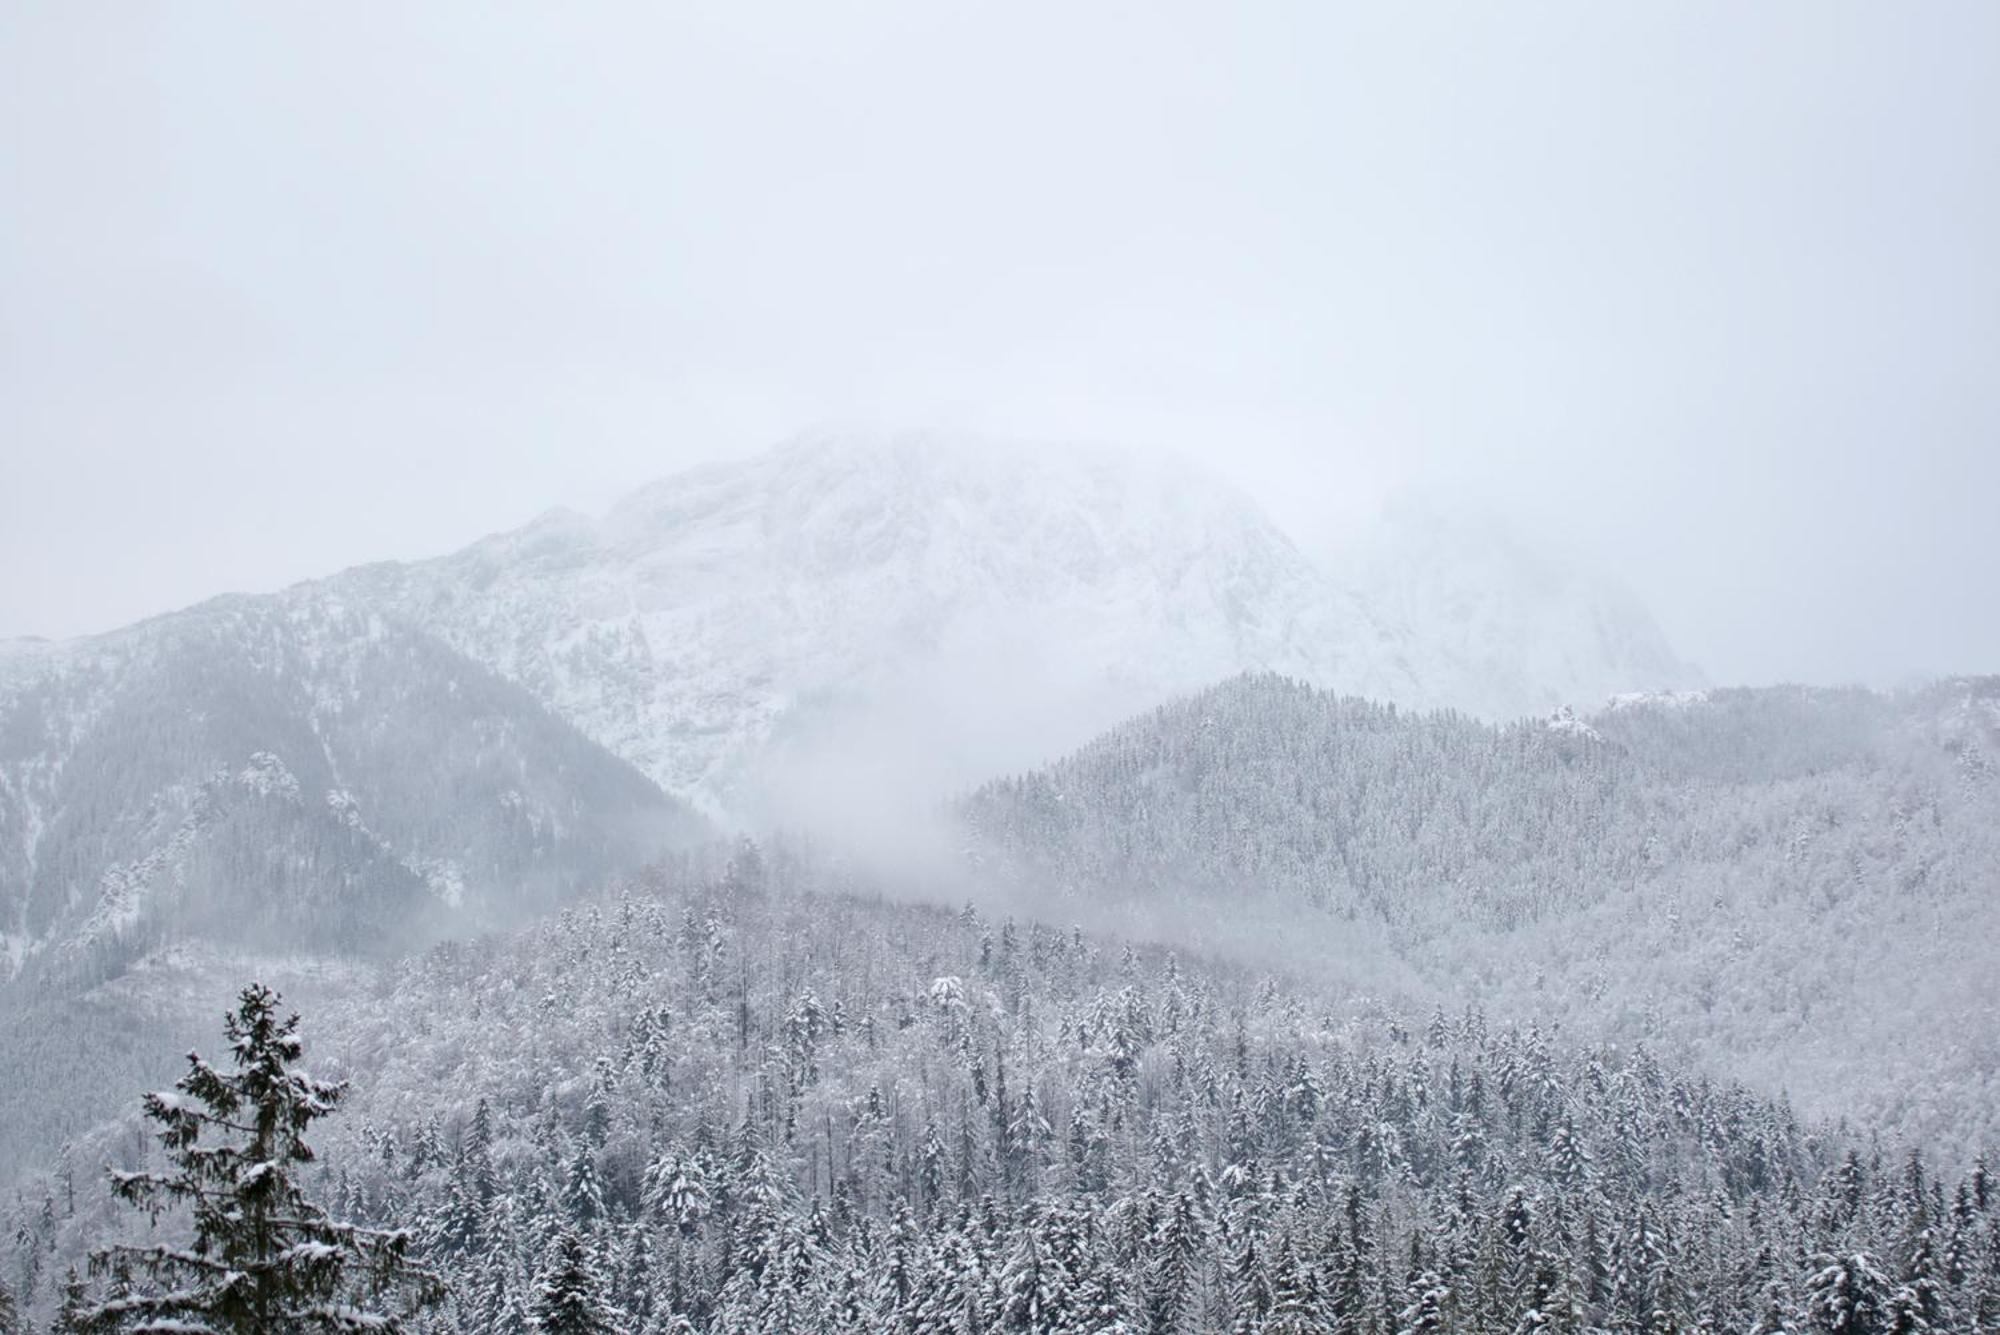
322 432 1696 820
3 432 1696 974
1338 491 1702 720
0 588 700 985
961 673 2000 1156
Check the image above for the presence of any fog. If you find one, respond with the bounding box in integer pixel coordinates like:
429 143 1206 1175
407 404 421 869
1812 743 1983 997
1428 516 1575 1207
4 1 1995 686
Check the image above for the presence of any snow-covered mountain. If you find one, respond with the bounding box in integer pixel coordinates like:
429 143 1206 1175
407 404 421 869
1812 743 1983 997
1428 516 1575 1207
324 432 1697 819
961 673 2000 1155
0 590 699 982
1338 491 1702 721
0 430 1701 973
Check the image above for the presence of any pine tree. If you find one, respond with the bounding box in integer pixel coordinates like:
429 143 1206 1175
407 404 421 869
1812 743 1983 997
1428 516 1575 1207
875 1202 918 1324
1146 1188 1203 1332
1266 1235 1327 1334
1229 1234 1272 1329
563 1148 605 1229
1398 1270 1453 1334
0 1277 19 1335
49 1267 90 1335
529 1229 618 1333
643 1150 710 1236
995 1212 1060 1331
77 983 445 1332
1807 1252 1891 1335
1895 1219 1944 1332
1748 1277 1804 1334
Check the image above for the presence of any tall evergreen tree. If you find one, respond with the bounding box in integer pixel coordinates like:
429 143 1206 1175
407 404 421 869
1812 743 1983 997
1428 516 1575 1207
76 984 444 1332
1807 1252 1891 1335
528 1229 618 1333
49 1268 90 1335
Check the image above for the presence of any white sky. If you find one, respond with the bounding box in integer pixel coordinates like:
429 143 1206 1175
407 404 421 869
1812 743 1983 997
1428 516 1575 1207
3 2 1996 686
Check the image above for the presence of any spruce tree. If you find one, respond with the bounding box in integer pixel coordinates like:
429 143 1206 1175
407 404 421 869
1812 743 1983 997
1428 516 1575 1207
77 983 445 1332
529 1229 618 1333
50 1268 90 1335
1807 1252 1891 1335
1398 1270 1453 1334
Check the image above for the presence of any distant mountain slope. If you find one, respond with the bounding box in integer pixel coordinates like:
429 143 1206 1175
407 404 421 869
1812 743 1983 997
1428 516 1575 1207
1340 492 1702 720
0 590 700 983
325 432 1697 817
961 674 2000 1154
0 431 1703 970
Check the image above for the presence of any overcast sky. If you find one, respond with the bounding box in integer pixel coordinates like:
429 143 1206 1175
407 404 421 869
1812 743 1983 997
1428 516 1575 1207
3 2 1995 686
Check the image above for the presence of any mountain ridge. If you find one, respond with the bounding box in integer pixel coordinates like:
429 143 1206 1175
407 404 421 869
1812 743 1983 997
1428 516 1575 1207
0 587 701 984
958 671 2000 1155
1 431 1703 979
318 432 1701 817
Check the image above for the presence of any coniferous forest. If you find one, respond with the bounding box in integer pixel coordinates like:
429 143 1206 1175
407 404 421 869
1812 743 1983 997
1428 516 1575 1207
6 7 1998 1326
8 847 1999 1332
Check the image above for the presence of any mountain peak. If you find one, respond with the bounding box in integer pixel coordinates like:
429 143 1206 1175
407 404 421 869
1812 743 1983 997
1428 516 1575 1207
1342 486 1703 715
310 435 1690 822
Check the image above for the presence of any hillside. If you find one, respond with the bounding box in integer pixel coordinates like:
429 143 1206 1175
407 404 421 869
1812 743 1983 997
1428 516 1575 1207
322 433 1699 819
11 858 1996 1332
1338 491 1702 721
961 675 2000 1156
0 588 701 986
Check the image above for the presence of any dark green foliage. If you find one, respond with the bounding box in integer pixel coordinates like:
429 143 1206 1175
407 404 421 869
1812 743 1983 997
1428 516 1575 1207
527 1231 617 1333
1806 1253 1892 1335
73 984 445 1332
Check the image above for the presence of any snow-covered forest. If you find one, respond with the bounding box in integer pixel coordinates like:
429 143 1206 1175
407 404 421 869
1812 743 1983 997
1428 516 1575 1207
10 854 2000 1331
1 443 1997 1332
5 2 1996 1325
963 675 2000 1158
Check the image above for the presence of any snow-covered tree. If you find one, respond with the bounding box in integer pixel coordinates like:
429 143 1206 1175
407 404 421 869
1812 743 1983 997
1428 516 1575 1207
1807 1252 1892 1335
76 983 444 1331
528 1230 618 1333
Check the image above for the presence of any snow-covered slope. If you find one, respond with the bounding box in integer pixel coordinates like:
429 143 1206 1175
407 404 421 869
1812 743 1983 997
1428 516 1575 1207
0 590 700 982
326 432 1692 818
960 674 2000 1155
1338 491 1702 720
0 431 1703 968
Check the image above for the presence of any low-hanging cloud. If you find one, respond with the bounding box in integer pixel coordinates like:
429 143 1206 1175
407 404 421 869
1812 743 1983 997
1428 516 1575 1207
3 1 1995 687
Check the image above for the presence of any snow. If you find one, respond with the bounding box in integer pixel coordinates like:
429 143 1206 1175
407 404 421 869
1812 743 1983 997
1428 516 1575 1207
1542 705 1603 740
1337 489 1704 722
402 856 467 908
0 432 1717 978
1606 688 1712 711
236 752 301 799
312 432 1697 819
325 789 365 827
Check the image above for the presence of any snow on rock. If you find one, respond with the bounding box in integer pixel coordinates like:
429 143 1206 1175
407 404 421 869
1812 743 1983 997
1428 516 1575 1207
0 592 694 975
1607 688 1712 711
402 856 467 908
1542 705 1603 740
323 432 1695 819
235 752 301 800
1336 489 1705 722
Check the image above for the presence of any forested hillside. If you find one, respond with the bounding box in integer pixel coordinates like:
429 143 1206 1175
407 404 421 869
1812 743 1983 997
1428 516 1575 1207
0 589 705 1188
10 856 1997 1332
961 676 2000 1158
0 589 702 987
319 434 1698 819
